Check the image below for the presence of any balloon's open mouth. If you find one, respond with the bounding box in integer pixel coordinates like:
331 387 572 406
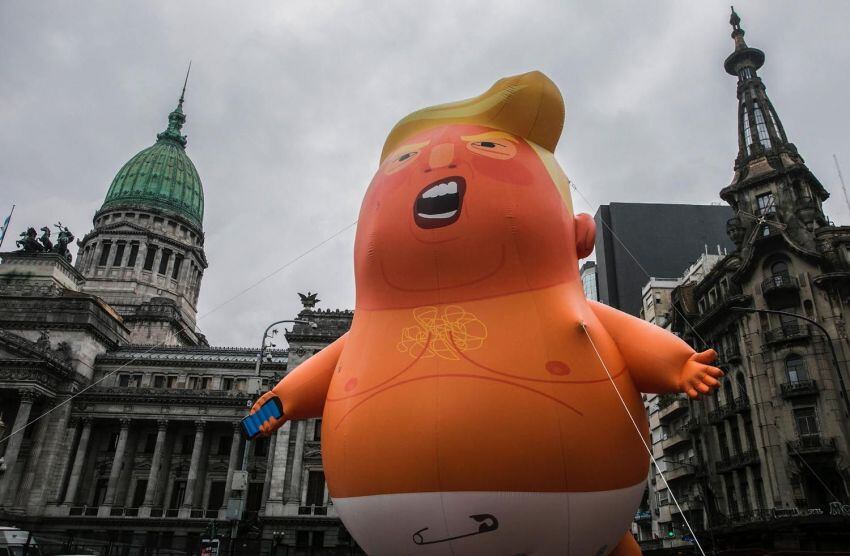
414 176 466 229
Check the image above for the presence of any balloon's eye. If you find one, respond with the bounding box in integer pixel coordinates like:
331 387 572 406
467 140 517 160
385 150 420 174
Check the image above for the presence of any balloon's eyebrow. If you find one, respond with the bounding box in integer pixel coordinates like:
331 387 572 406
460 131 518 143
392 140 430 157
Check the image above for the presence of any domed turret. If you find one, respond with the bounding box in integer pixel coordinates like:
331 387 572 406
100 83 204 228
76 67 208 347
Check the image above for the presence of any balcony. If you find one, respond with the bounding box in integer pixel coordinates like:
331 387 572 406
716 450 760 473
670 496 703 515
780 379 819 399
708 396 750 423
694 284 749 330
661 428 691 452
665 463 696 483
722 344 742 365
764 324 810 345
762 272 800 308
788 434 837 456
685 417 702 432
658 396 689 422
298 505 329 516
761 272 799 295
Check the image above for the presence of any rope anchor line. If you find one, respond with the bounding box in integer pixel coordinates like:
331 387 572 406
579 321 707 556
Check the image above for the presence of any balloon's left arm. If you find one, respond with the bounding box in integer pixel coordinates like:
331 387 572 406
588 301 722 398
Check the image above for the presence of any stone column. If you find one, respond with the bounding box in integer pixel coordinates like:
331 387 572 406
260 432 278 509
0 390 35 505
221 423 243 509
140 420 168 516
135 244 148 272
63 418 93 506
264 422 292 516
284 421 306 511
102 419 131 509
181 421 206 512
19 406 53 507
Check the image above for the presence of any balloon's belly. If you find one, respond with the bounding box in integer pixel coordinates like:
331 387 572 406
322 368 649 497
333 484 644 556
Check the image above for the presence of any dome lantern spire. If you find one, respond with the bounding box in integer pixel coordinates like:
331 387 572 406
156 61 192 148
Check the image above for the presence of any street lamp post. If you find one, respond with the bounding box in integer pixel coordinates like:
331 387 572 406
228 318 315 556
729 306 850 416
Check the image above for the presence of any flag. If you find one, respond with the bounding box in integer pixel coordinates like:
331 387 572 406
0 204 15 249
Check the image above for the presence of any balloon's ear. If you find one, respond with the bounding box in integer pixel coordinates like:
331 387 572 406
575 213 596 259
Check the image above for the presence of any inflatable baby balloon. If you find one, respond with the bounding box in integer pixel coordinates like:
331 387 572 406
249 71 722 556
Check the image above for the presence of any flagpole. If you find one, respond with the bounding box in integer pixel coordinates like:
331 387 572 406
0 204 16 250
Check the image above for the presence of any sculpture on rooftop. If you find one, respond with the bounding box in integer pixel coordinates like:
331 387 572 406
15 228 41 253
14 223 74 262
298 291 320 309
39 227 53 251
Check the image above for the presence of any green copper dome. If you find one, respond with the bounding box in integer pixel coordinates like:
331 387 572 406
101 95 204 228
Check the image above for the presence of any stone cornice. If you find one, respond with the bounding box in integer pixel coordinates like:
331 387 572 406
79 226 207 268
96 345 288 369
77 386 253 406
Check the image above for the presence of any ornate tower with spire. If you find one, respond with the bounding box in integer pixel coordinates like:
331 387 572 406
722 7 830 255
662 10 850 547
76 68 208 346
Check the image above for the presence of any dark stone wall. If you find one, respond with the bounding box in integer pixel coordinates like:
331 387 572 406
593 203 735 316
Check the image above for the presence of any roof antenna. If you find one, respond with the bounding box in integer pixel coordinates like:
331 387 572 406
833 154 850 215
179 60 192 108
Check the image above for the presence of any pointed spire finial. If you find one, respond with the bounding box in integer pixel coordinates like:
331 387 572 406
730 6 741 31
179 60 191 109
157 64 192 148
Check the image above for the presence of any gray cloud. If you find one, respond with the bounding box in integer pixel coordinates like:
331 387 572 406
2 1 849 347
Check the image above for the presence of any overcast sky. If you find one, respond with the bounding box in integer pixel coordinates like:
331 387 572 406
2 1 849 348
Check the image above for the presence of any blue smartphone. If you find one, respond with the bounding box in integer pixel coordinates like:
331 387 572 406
241 397 284 440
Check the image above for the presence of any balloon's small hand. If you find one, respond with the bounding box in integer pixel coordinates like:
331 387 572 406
249 390 287 437
678 349 724 399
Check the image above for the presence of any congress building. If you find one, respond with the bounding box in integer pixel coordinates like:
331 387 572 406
0 88 356 555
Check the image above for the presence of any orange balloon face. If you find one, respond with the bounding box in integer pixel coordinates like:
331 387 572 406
354 124 581 310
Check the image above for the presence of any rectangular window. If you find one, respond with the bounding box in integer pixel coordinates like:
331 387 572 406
112 243 126 266
222 377 234 390
207 481 225 509
98 242 112 266
132 479 148 508
158 249 171 275
167 375 177 388
181 435 194 455
201 377 211 390
143 245 158 271
217 435 232 456
313 419 322 441
186 376 198 390
153 375 165 388
305 470 326 507
144 433 157 454
170 480 186 508
756 192 776 215
794 407 819 437
753 102 772 150
92 478 109 506
118 374 130 387
172 255 183 279
127 242 139 267
130 374 143 388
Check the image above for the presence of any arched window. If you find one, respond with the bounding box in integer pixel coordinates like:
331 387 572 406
785 355 808 383
723 379 735 405
771 261 788 275
770 260 790 286
736 372 748 400
753 102 772 150
742 105 753 155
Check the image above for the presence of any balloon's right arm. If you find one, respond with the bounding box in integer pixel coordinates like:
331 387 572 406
250 332 347 436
